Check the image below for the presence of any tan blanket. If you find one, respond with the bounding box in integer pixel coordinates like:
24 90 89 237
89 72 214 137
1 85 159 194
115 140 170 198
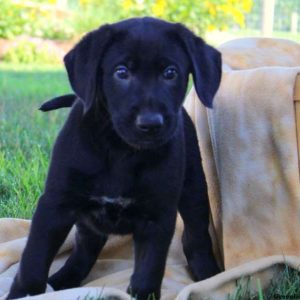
1 38 300 299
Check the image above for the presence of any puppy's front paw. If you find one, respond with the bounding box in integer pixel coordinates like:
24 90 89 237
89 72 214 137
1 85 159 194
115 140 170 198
188 253 220 281
6 288 26 300
6 284 32 300
48 271 81 291
6 274 46 300
127 283 160 300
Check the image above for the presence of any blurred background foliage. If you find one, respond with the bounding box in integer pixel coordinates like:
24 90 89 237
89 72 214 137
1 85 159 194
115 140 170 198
0 0 73 40
0 0 300 64
0 0 252 40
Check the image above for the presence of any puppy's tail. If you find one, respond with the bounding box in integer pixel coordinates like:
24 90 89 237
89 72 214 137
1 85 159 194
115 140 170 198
39 94 77 111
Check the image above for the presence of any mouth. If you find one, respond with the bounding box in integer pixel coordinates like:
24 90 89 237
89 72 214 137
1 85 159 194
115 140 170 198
115 125 178 150
117 134 167 150
127 139 164 150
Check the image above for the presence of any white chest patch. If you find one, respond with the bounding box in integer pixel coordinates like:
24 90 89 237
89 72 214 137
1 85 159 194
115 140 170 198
90 195 135 208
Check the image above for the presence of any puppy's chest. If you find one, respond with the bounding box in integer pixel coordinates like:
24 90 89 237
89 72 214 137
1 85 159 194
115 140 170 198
90 162 137 197
79 166 146 234
80 193 144 235
77 149 180 235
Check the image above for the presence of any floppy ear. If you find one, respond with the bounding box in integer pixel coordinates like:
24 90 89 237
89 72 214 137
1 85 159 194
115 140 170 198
177 26 222 108
64 25 113 113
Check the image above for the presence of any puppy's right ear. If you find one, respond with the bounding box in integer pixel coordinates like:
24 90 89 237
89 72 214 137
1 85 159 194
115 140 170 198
64 25 113 113
175 25 222 108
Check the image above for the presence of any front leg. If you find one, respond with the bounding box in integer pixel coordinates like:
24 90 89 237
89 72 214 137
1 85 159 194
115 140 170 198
7 193 75 299
179 187 220 281
48 221 107 290
128 209 177 300
179 111 220 281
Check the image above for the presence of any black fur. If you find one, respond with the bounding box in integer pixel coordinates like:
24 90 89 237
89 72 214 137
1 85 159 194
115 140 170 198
8 17 222 300
39 94 76 111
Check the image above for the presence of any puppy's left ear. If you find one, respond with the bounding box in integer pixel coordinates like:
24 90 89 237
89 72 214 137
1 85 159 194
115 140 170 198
177 26 222 108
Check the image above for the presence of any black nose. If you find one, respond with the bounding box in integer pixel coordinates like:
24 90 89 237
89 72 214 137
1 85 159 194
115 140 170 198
135 113 164 133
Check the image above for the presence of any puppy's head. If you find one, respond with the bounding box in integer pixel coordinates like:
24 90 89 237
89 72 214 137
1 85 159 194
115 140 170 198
64 17 221 149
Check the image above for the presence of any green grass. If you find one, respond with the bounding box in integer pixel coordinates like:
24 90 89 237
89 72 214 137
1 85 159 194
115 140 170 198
228 265 300 300
0 62 71 218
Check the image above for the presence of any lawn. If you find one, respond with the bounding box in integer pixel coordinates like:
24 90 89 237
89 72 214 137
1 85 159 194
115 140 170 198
0 62 71 218
1 62 300 299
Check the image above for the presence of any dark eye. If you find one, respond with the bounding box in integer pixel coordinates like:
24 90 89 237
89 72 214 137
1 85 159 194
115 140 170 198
163 66 178 80
114 65 129 79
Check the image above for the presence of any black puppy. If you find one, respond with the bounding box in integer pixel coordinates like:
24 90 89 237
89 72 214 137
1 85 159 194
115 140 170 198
7 17 221 300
